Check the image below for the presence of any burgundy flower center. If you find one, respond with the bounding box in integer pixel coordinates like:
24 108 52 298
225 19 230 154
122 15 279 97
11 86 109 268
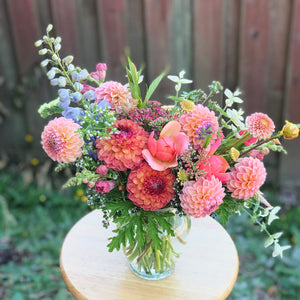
145 177 165 195
117 125 133 138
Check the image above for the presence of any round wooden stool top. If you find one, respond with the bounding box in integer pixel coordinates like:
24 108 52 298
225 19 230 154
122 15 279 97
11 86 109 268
60 210 239 300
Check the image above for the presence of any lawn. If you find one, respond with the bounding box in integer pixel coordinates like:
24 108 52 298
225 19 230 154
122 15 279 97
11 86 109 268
0 171 299 299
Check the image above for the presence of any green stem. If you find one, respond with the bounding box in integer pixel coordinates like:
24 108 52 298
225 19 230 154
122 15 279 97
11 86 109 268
239 134 282 158
219 132 252 155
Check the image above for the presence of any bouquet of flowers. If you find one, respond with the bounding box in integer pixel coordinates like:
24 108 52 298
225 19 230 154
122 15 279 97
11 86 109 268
36 25 299 279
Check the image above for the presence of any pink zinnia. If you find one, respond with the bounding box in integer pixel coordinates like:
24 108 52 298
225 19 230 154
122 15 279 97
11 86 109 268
41 117 83 163
96 119 148 171
179 104 220 149
127 162 175 211
95 81 138 113
246 113 275 139
180 176 225 218
226 157 267 200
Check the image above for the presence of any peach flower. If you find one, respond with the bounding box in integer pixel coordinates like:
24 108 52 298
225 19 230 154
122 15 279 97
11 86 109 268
142 121 189 171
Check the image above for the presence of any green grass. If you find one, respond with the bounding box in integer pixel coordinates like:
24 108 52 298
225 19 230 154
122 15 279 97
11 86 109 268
0 171 299 299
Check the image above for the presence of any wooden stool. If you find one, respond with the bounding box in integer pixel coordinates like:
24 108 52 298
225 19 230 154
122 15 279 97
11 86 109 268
60 210 239 300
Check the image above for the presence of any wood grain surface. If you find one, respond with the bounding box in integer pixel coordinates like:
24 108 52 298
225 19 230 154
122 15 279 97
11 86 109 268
60 210 239 300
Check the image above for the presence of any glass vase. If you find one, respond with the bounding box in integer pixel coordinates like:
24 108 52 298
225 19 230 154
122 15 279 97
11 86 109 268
123 210 191 280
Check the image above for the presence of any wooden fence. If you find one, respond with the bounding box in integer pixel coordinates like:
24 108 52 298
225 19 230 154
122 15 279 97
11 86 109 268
0 0 299 187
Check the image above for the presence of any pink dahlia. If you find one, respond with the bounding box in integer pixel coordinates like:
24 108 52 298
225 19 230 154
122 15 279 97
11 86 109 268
96 119 148 171
246 113 275 139
95 81 138 113
127 162 175 211
41 117 83 163
179 104 220 149
180 176 225 218
226 157 267 200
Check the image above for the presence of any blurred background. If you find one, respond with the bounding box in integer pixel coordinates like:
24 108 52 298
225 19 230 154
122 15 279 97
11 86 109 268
0 0 300 299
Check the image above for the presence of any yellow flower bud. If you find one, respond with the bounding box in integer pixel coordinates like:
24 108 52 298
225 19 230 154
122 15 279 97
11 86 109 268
180 100 195 112
229 147 240 161
281 121 299 140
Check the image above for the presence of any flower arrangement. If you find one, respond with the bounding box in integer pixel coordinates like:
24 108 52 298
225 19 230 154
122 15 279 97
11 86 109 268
36 25 299 278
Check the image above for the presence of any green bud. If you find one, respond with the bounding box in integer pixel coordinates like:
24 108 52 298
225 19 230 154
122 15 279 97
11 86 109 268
34 40 43 47
38 49 47 55
46 24 53 32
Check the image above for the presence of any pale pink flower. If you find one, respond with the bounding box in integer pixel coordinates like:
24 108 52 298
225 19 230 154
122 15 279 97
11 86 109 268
180 176 225 218
95 81 138 113
95 180 115 193
179 104 220 149
142 120 189 171
226 157 267 200
246 113 275 139
41 117 83 163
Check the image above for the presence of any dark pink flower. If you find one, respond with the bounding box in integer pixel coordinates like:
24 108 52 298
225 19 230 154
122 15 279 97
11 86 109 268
95 180 115 193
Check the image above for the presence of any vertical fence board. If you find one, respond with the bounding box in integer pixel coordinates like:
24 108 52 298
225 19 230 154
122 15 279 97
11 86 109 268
144 0 192 102
0 0 26 159
97 0 127 82
125 0 145 68
280 0 300 187
222 0 240 91
76 0 101 71
51 0 80 63
193 0 223 89
239 0 270 114
6 0 39 74
33 0 52 35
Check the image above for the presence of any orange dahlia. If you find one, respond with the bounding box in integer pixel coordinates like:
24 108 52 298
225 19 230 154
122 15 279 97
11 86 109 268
179 104 219 149
41 117 83 163
95 81 138 113
180 176 225 218
96 119 148 171
226 157 266 200
126 162 175 211
246 113 275 139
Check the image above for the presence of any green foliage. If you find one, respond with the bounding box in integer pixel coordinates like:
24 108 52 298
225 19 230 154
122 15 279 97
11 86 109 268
215 196 244 226
104 200 174 253
126 57 142 104
38 98 62 118
62 169 100 188
0 171 88 299
143 72 166 105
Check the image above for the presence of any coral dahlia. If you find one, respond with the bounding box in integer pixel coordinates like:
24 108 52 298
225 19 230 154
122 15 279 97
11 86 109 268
226 157 267 200
96 119 148 171
180 176 225 218
126 162 175 211
246 113 275 139
41 117 83 163
179 104 219 149
95 81 138 113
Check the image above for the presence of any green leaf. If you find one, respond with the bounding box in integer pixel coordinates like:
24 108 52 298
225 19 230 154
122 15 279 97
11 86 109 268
144 72 165 104
264 236 274 248
38 98 63 118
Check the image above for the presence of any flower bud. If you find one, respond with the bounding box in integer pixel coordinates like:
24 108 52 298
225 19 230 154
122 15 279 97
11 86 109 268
46 24 53 32
35 40 43 47
281 121 299 140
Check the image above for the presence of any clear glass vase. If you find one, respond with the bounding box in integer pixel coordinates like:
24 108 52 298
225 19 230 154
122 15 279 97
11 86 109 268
123 210 191 280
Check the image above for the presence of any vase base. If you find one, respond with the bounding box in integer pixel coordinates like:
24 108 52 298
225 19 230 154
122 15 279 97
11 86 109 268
129 264 174 280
